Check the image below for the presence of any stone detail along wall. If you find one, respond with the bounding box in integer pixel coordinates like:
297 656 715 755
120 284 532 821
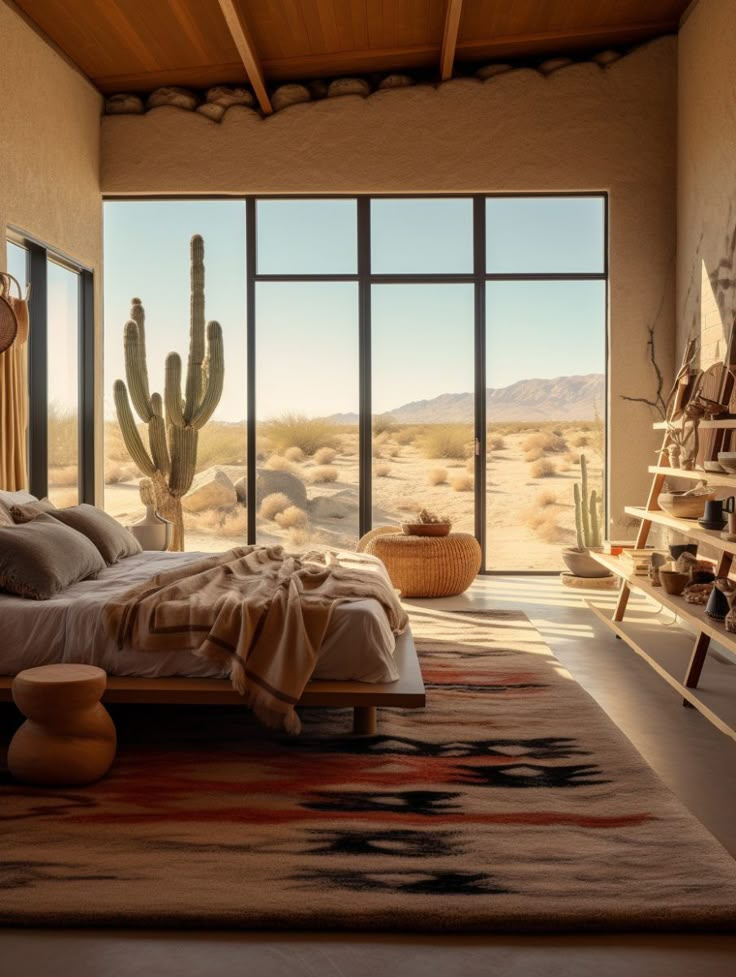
104 49 625 123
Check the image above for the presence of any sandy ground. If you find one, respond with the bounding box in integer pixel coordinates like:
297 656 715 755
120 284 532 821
98 424 603 572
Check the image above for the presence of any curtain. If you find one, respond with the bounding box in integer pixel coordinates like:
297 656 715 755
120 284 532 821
0 337 28 491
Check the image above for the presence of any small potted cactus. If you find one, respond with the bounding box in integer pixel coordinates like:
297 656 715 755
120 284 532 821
562 454 610 578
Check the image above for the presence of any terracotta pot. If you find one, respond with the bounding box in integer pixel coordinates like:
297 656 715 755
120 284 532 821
561 547 610 578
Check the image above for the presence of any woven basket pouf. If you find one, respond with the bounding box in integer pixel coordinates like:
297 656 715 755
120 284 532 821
364 532 481 598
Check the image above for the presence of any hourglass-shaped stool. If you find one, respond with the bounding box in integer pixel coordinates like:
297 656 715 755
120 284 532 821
8 664 117 786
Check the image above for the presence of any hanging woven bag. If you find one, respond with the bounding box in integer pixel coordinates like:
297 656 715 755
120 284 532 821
0 272 29 347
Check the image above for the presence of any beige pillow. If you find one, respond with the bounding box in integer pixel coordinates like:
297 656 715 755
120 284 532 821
0 514 106 600
0 501 13 527
9 498 56 524
48 503 142 565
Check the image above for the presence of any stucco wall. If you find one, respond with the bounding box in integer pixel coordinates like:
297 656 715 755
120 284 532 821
677 0 736 371
102 38 678 535
0 2 102 492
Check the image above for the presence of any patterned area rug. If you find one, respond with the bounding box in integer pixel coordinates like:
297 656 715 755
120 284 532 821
2 607 736 932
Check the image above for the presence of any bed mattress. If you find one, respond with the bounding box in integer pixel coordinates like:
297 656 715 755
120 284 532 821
0 550 399 683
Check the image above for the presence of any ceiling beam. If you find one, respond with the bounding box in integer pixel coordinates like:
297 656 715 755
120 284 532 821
440 0 463 81
216 0 272 115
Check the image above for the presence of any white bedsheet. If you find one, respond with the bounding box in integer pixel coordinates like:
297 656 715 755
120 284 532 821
0 550 399 683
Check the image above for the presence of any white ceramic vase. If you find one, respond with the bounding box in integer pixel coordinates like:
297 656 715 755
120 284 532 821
130 505 172 551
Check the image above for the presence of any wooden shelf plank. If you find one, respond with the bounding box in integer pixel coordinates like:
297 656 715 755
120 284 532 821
648 465 736 486
591 551 736 652
653 420 736 430
586 601 736 742
624 506 736 556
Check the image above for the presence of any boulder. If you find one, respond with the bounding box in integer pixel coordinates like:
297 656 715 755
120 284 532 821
105 93 144 115
271 84 311 112
309 495 350 520
234 475 247 505
327 77 371 98
147 87 199 111
256 468 307 509
182 468 237 513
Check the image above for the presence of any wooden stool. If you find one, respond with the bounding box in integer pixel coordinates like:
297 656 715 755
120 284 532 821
364 532 481 598
8 664 117 786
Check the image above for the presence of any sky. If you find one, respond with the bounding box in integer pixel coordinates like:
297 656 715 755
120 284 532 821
102 196 605 422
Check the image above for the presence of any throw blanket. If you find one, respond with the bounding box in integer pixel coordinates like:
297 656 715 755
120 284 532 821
103 546 407 733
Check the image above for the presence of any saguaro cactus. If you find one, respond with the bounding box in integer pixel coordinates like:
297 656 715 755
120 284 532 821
573 453 601 550
113 235 224 551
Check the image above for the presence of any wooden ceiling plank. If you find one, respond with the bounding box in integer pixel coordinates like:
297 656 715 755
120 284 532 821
440 0 463 80
216 0 273 114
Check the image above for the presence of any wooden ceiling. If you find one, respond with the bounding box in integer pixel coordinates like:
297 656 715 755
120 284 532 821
12 0 690 115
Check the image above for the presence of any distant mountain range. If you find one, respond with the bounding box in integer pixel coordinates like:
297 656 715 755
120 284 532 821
328 374 604 424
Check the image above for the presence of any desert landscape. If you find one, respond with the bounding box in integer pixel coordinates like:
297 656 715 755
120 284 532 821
86 374 604 572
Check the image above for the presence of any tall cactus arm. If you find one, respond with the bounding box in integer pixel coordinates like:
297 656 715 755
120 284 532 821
192 322 225 429
165 352 186 428
114 380 155 476
573 483 584 551
579 453 591 546
589 489 602 548
123 319 153 422
168 425 199 497
149 414 171 476
184 235 205 424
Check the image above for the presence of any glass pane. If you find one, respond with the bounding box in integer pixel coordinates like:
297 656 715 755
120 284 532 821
372 284 475 533
103 200 247 551
7 241 28 286
371 198 473 274
257 199 357 274
256 282 359 549
485 280 606 571
486 196 605 273
47 261 80 506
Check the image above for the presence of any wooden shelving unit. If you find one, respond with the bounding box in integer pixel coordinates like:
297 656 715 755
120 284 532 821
589 416 736 741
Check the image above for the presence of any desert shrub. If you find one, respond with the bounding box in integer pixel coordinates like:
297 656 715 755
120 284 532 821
395 427 417 445
373 413 396 435
375 463 391 477
287 527 312 548
265 454 296 473
104 462 126 485
427 467 448 486
284 446 305 462
564 451 582 466
522 432 567 458
259 492 291 520
466 458 475 474
311 465 339 483
48 488 79 508
275 505 308 529
49 465 79 488
451 474 473 492
573 434 589 448
530 459 556 478
387 445 401 458
314 447 336 465
422 424 473 460
490 434 506 451
522 507 566 544
47 406 79 469
196 422 247 468
262 413 340 455
537 488 558 507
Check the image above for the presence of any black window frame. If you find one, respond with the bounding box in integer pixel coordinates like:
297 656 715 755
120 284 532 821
7 228 95 504
103 192 608 573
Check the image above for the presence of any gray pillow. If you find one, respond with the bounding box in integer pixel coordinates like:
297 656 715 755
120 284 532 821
0 514 106 600
47 503 142 565
9 498 56 523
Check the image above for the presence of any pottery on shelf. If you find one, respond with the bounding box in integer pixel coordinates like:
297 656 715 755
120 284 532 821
669 543 698 561
561 546 610 578
657 491 714 520
130 506 172 551
704 460 726 473
717 452 736 473
659 570 689 596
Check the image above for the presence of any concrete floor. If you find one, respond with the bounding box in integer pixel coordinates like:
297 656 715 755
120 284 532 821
2 576 736 977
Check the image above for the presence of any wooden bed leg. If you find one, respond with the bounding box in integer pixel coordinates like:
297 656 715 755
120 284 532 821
353 706 377 735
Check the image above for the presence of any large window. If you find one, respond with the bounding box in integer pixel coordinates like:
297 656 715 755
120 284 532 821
6 233 93 503
103 195 607 570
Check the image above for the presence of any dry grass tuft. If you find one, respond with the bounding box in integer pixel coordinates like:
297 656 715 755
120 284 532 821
275 505 308 529
265 454 296 473
375 463 391 478
262 413 340 456
311 465 339 484
522 506 567 544
259 492 291 520
537 488 558 507
422 424 473 460
529 459 556 478
286 527 312 549
573 434 589 448
284 446 305 462
48 465 79 488
451 474 473 492
314 447 336 465
490 434 506 450
522 432 567 462
427 467 448 486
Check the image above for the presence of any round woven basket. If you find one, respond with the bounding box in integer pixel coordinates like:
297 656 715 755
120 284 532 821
364 532 481 598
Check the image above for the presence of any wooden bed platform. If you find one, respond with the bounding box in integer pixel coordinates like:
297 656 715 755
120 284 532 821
0 631 425 735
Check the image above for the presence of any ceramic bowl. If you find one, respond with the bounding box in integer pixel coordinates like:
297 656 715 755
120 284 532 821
717 452 736 473
657 491 713 519
659 570 689 596
401 523 451 537
704 460 726 473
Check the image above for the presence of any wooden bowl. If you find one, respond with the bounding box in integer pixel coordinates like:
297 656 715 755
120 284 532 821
659 570 689 596
401 523 451 537
657 491 713 519
717 452 736 473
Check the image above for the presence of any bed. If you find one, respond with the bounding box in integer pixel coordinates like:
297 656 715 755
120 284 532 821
0 549 425 733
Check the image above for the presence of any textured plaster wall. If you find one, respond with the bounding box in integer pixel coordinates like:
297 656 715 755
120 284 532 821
102 38 678 535
0 2 103 491
677 0 736 370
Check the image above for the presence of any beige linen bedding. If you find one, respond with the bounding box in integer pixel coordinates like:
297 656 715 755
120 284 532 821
104 545 407 733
